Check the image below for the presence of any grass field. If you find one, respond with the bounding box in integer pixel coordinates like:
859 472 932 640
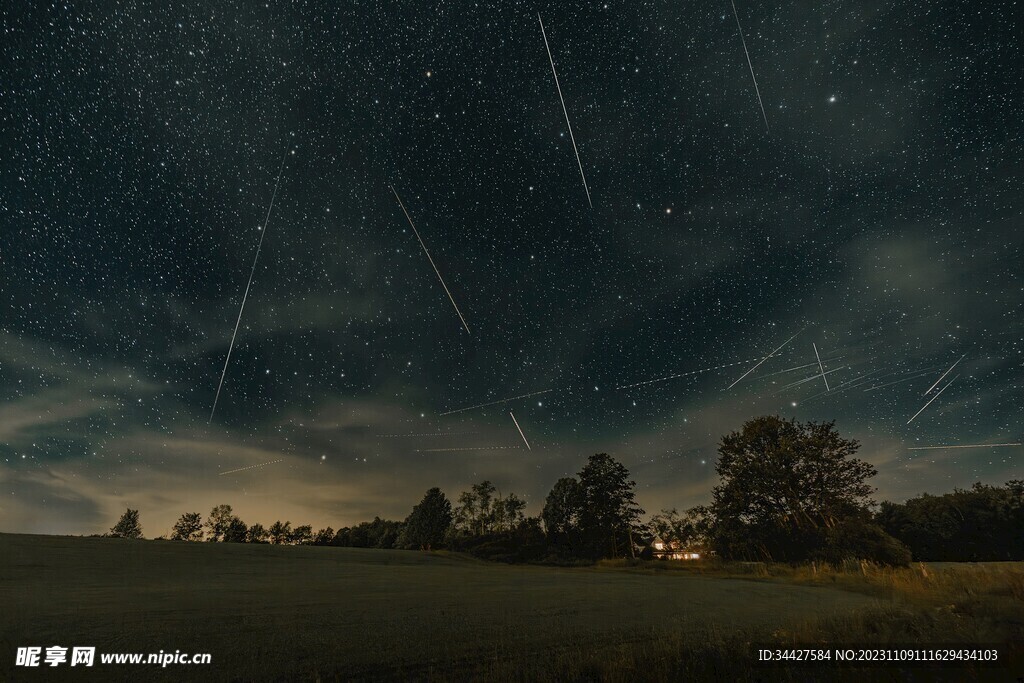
1 534 1021 681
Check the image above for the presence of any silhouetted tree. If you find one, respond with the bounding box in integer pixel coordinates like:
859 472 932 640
648 508 684 545
452 490 477 535
351 522 373 547
290 524 313 545
268 520 292 544
224 516 248 543
877 480 1024 561
493 493 527 533
542 477 583 538
110 508 143 539
205 504 237 542
452 481 498 535
170 512 203 541
404 487 452 550
332 526 352 546
646 506 713 551
819 514 911 566
313 527 335 545
576 454 645 558
366 518 403 548
247 523 269 544
452 481 529 538
709 416 902 563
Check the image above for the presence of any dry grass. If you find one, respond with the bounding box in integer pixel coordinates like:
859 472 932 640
553 558 1024 682
1 534 1021 681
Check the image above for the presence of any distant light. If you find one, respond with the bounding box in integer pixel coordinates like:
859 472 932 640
828 95 836 103
426 71 432 77
665 208 672 214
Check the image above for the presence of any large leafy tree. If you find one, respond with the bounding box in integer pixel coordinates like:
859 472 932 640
576 454 645 559
290 525 313 545
268 520 292 545
493 492 527 533
110 508 143 539
170 512 203 541
223 516 248 543
453 481 526 537
877 480 1024 561
454 481 497 535
205 504 237 542
313 527 335 545
335 517 403 548
247 523 269 544
711 416 879 561
648 507 710 549
542 477 583 537
404 487 453 551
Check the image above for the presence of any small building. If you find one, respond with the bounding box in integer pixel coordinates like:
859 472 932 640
650 536 703 561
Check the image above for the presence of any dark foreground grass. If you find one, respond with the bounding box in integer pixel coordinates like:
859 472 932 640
0 534 1020 682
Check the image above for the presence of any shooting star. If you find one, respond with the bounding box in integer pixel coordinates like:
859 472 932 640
726 327 805 390
620 356 760 391
416 446 523 453
802 367 886 402
376 431 480 438
730 0 769 133
863 367 941 393
812 343 830 391
218 459 284 476
538 13 592 208
441 388 554 416
908 443 1021 451
907 375 959 425
777 366 846 392
757 356 844 380
390 186 471 334
210 147 290 423
510 411 532 450
924 355 966 395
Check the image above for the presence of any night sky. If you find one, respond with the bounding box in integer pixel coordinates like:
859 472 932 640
2 1 1020 536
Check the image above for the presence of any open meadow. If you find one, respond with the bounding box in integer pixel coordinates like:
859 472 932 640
1 533 1021 681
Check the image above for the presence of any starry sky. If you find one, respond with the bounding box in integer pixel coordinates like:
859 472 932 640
2 1 1020 536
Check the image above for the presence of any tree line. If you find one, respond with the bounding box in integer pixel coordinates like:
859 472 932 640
107 416 1024 565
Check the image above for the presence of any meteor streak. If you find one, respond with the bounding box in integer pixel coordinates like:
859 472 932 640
777 366 846 392
218 459 284 476
907 375 959 424
538 13 592 208
908 443 1021 451
730 0 770 133
376 431 480 438
758 356 844 380
510 411 532 450
863 367 941 392
924 355 966 395
813 343 830 391
803 367 885 402
390 186 471 334
415 446 523 452
210 147 290 423
441 389 554 416
726 327 805 390
622 356 764 391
